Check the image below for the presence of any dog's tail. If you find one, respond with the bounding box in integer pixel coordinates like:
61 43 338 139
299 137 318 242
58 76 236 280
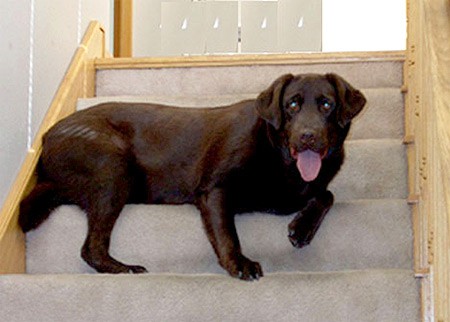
19 182 63 232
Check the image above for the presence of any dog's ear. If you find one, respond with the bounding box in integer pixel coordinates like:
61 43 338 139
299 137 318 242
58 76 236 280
256 74 294 130
326 73 366 128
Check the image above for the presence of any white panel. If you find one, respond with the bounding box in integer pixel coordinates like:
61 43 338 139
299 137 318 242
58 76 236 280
278 0 321 52
241 1 278 53
0 0 30 206
161 2 206 56
205 2 238 54
133 0 162 57
322 0 406 52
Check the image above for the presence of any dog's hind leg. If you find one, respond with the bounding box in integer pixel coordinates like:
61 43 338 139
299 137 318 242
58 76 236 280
80 174 148 274
39 124 146 273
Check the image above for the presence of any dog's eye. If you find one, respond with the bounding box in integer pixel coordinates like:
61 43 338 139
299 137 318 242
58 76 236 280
288 100 300 113
319 99 334 112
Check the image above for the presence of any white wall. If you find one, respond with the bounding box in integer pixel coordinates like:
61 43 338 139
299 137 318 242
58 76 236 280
31 0 112 140
0 0 112 209
322 0 406 52
0 0 30 209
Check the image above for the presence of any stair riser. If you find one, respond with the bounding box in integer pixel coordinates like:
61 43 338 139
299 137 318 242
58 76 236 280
96 61 403 97
331 140 407 200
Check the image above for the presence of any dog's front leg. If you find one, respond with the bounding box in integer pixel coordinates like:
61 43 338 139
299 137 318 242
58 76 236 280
288 190 334 248
197 188 263 281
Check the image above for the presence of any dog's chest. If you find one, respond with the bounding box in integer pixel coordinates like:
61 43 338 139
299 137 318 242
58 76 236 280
225 157 307 214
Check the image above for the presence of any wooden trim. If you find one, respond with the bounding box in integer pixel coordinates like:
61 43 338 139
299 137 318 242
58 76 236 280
0 21 107 274
114 0 133 57
96 50 405 70
405 0 450 321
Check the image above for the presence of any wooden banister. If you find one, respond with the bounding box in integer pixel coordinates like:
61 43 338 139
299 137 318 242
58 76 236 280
114 0 133 57
405 0 450 320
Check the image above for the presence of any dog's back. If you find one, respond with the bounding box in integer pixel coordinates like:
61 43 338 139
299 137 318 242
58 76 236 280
20 100 260 229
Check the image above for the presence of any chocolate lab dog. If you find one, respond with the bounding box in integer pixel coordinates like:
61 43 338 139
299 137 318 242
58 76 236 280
20 73 366 280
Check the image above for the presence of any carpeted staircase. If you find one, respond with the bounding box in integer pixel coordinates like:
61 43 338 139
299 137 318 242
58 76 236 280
0 56 420 321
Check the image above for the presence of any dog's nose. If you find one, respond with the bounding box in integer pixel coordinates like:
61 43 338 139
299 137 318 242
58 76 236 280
300 131 316 146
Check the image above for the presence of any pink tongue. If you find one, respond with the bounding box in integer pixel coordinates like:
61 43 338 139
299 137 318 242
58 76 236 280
296 150 322 182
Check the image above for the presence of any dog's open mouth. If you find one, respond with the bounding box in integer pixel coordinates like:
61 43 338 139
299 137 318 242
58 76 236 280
290 148 328 182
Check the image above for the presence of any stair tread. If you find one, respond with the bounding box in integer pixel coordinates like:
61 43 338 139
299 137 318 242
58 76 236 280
0 269 420 322
27 199 413 274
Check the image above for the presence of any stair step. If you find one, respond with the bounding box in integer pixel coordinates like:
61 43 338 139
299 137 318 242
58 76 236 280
96 60 403 97
331 139 407 200
27 199 412 274
78 87 404 140
13 55 419 322
0 270 420 322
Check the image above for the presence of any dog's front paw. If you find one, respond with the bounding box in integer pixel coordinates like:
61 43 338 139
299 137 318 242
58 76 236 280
222 255 264 281
288 221 316 249
287 211 323 248
287 192 333 248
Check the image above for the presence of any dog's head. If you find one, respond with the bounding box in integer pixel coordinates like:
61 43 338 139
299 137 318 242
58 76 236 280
256 73 366 182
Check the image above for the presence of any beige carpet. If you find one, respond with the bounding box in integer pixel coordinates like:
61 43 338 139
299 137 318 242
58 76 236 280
0 56 420 321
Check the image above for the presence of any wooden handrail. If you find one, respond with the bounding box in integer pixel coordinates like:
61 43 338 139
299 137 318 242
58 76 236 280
0 21 107 274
